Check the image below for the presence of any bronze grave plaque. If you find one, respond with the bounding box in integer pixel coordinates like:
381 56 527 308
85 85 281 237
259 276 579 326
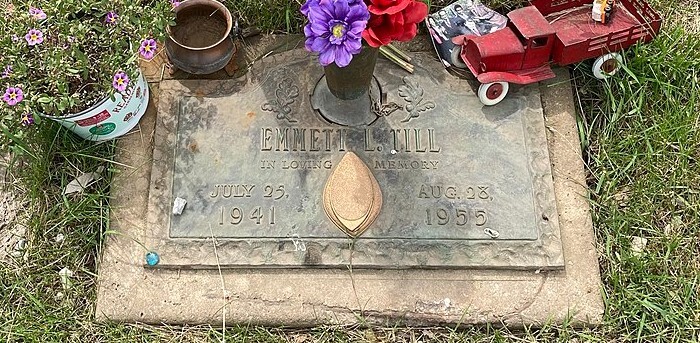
146 50 564 269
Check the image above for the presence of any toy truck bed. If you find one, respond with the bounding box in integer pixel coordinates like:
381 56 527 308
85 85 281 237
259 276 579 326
532 0 661 66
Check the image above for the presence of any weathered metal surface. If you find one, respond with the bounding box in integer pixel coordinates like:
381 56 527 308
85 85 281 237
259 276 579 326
145 49 564 269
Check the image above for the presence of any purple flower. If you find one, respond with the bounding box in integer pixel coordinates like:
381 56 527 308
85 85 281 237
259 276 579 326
21 113 34 126
112 71 129 92
11 34 19 42
25 29 43 46
29 7 46 20
139 38 157 60
302 0 369 67
170 0 181 8
1 65 12 79
105 11 118 25
3 87 24 106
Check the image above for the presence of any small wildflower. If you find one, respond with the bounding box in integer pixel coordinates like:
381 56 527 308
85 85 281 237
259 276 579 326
112 71 129 92
28 7 46 20
11 34 19 42
138 38 157 60
105 11 118 25
25 29 44 46
3 87 24 106
170 0 181 7
1 65 12 79
20 112 34 126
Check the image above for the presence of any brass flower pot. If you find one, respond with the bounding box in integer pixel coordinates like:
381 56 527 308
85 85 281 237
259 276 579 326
311 47 382 127
165 0 236 74
323 47 379 100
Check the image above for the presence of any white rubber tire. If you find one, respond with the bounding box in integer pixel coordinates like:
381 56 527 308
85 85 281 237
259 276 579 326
478 82 509 106
592 52 623 79
450 47 467 68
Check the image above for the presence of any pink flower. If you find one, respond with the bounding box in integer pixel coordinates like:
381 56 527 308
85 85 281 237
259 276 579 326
112 71 129 92
21 113 34 126
1 65 12 79
139 38 157 60
105 11 118 25
25 29 43 46
3 87 24 106
29 7 46 20
170 0 181 8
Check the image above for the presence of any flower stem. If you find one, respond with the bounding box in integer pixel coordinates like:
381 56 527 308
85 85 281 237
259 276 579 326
386 43 412 62
379 46 414 73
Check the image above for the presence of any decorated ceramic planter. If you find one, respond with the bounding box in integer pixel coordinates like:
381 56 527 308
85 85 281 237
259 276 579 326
45 71 149 141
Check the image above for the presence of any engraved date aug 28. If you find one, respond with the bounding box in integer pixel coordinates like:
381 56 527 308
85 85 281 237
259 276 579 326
418 184 491 200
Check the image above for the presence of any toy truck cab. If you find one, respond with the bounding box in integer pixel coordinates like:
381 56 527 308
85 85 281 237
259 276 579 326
460 0 661 105
461 6 558 105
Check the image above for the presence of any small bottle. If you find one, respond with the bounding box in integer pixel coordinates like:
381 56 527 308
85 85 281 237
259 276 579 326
592 0 614 24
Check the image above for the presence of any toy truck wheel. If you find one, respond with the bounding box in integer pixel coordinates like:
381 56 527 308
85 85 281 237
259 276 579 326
478 82 509 106
592 53 623 79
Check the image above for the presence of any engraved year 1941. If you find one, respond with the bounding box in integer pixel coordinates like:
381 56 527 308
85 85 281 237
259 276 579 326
212 183 288 226
218 206 276 225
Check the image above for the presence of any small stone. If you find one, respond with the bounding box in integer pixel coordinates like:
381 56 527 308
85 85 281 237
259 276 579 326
59 267 73 289
630 236 647 257
172 197 187 215
146 251 160 266
64 170 102 195
11 239 26 257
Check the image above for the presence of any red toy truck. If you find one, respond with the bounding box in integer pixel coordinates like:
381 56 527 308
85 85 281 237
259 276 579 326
456 0 662 105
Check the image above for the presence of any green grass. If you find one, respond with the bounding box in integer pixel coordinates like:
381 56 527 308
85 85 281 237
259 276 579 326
2 0 700 341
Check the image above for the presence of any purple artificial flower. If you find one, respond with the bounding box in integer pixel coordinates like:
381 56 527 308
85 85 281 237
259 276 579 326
29 7 46 20
112 71 129 92
1 65 12 79
105 11 118 25
139 38 157 60
21 113 34 126
3 87 24 106
25 29 43 46
302 0 369 67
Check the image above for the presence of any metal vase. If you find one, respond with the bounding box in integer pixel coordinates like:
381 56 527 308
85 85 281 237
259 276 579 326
165 0 236 75
323 47 379 100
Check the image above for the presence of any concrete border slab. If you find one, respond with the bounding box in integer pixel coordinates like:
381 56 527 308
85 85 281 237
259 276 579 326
96 37 603 326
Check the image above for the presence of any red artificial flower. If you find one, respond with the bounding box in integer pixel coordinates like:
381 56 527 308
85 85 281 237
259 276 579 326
362 0 428 48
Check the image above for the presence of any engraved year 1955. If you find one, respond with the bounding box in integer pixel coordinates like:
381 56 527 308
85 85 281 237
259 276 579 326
425 208 488 227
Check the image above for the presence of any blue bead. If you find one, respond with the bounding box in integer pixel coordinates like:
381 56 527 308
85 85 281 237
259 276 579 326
145 251 160 266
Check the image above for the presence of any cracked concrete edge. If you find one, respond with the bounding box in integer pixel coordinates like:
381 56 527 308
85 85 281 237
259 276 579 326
536 67 604 326
95 65 604 327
